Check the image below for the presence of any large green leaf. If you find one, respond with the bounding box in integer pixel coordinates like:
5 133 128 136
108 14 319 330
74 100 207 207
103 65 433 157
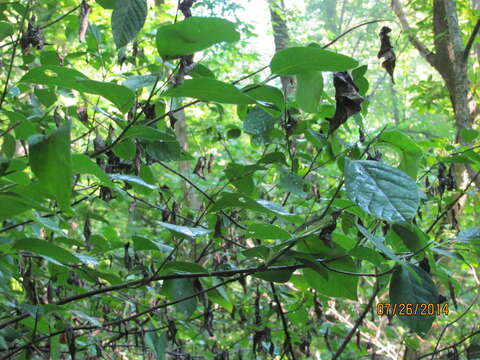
0 21 14 41
145 140 194 162
243 85 285 111
270 47 358 75
162 278 197 318
21 66 134 113
28 123 71 212
304 257 358 300
156 17 240 57
243 106 276 144
12 238 80 265
164 78 255 105
378 131 423 179
111 0 147 49
344 159 420 222
0 193 47 220
389 265 439 336
296 70 323 113
71 154 113 186
144 326 166 360
357 225 404 264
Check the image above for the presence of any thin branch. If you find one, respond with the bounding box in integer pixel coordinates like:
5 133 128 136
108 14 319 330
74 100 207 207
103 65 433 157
418 328 480 359
271 283 297 360
39 3 83 30
0 1 30 110
426 170 480 233
331 283 380 360
464 17 480 60
391 0 437 67
157 160 247 232
321 19 390 49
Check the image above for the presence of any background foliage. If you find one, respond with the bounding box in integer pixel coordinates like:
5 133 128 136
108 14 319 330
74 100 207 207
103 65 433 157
0 0 479 359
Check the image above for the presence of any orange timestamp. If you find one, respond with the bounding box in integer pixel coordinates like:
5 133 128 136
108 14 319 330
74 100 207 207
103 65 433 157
377 303 449 316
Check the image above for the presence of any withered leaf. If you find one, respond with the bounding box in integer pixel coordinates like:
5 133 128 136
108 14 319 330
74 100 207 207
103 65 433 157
193 156 207 179
377 26 396 83
21 16 44 52
327 72 363 134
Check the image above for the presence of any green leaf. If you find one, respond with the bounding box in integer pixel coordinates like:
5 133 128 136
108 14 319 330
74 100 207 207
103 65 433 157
34 88 57 107
122 74 157 91
243 106 276 144
378 131 423 179
111 0 147 49
164 78 255 105
71 154 113 186
455 227 480 243
304 257 358 300
28 123 72 212
96 0 116 9
460 129 478 143
254 269 294 283
203 279 233 312
21 66 135 113
145 140 193 162
296 71 323 113
162 278 197 318
0 21 14 41
344 159 420 222
243 85 285 111
270 47 358 75
112 138 136 160
357 225 404 264
0 193 47 220
144 327 166 360
12 238 80 264
123 126 176 141
189 63 216 78
110 174 157 190
156 17 239 57
389 265 439 336
390 223 428 252
246 224 291 241
132 235 173 252
156 221 212 239
279 170 305 196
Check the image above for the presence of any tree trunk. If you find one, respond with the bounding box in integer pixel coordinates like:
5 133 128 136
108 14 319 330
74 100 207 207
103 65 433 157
268 0 294 97
392 0 480 199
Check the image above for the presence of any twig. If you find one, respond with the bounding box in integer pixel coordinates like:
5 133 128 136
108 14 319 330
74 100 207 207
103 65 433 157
0 1 30 110
271 283 296 360
331 283 380 360
464 17 480 60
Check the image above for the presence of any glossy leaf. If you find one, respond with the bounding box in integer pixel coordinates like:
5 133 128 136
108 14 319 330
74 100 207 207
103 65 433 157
344 159 420 222
389 265 439 336
156 221 212 239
